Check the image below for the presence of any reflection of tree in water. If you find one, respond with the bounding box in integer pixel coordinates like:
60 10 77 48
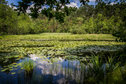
32 56 84 84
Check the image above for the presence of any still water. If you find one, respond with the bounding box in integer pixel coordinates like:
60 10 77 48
0 54 87 84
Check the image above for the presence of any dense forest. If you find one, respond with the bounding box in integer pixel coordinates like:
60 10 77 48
0 0 126 41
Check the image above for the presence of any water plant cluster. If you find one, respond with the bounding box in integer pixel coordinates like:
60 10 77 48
0 34 125 67
81 56 126 83
0 34 125 56
20 58 34 74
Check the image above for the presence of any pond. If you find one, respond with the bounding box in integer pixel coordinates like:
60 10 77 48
0 34 126 84
0 54 88 84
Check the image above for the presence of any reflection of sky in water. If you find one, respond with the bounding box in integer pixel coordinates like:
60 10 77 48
0 54 86 84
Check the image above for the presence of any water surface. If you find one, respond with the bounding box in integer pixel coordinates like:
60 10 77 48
0 54 87 84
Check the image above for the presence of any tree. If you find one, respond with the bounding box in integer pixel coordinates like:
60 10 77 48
0 0 7 4
112 4 126 41
16 0 89 22
0 3 18 34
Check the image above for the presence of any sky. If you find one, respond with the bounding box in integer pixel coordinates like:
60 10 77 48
6 0 96 7
6 0 21 5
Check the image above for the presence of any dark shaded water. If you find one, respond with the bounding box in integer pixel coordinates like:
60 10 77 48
0 54 86 84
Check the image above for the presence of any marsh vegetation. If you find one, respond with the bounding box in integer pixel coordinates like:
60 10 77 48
0 33 126 84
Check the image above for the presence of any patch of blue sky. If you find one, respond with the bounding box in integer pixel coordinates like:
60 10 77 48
6 0 96 6
6 0 21 5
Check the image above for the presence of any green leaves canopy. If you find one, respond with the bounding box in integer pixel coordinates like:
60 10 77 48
16 0 88 22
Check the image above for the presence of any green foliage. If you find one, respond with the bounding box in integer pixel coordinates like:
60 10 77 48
0 4 18 34
16 0 86 19
0 33 125 57
0 0 126 43
17 14 32 34
62 13 122 34
69 25 86 34
21 59 34 73
112 8 126 41
82 56 126 83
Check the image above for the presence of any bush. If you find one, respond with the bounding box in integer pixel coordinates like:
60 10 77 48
70 25 86 34
0 4 18 34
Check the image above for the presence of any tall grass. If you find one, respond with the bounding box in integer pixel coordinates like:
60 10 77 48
21 59 34 74
83 55 126 83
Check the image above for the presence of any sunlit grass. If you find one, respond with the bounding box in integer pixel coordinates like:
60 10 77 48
0 33 116 41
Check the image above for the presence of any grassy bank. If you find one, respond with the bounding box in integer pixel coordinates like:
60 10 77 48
0 33 116 41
